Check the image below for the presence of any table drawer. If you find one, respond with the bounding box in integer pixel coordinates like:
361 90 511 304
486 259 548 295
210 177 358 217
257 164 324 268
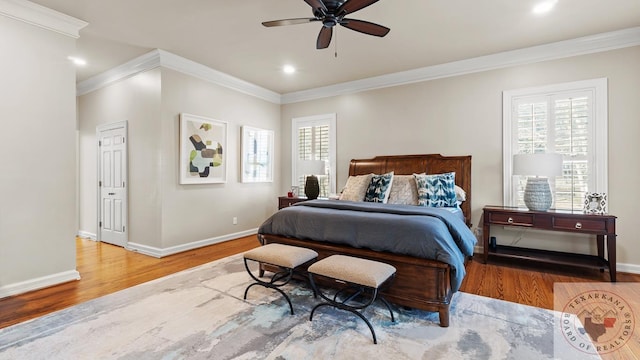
489 212 534 226
279 198 295 209
553 217 607 232
278 197 307 209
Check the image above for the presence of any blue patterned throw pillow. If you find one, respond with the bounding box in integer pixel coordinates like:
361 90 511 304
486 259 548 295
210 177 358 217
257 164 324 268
414 172 457 207
364 172 394 203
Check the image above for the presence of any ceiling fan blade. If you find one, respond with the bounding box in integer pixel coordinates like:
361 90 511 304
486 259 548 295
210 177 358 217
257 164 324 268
337 0 380 15
316 26 333 49
304 0 328 14
262 18 318 27
340 18 390 37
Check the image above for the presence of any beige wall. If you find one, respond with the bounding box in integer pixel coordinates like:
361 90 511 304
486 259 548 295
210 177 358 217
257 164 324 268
78 69 163 248
281 46 640 269
159 68 281 248
77 67 281 252
0 16 78 289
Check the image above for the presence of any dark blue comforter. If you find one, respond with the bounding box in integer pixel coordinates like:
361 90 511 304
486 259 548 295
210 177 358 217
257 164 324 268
258 200 477 292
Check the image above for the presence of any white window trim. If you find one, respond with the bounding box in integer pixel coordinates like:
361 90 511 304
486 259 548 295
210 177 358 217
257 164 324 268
502 78 608 207
291 113 337 194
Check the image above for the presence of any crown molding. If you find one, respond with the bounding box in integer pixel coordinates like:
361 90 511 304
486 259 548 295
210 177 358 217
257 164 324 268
156 50 281 104
281 26 640 104
0 0 87 38
77 49 281 103
77 27 640 103
76 50 162 96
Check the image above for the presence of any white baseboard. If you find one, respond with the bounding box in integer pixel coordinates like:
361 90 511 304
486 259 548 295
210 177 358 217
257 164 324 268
127 228 259 258
77 230 97 240
0 270 81 299
618 262 640 275
474 244 483 255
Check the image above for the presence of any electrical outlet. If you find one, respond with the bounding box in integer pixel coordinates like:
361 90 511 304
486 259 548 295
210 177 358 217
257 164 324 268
232 217 238 225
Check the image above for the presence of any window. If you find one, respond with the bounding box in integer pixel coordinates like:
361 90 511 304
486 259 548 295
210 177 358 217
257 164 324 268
292 114 337 198
503 78 608 210
241 126 274 183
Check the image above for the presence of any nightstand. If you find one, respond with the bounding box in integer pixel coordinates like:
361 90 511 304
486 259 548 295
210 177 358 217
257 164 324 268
482 205 617 281
278 196 309 210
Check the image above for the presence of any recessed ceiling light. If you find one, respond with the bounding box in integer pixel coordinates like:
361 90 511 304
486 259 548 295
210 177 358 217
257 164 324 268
532 0 558 14
283 65 296 74
67 56 87 66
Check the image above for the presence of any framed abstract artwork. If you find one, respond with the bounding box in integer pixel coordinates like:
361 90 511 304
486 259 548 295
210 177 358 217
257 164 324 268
179 113 227 184
241 126 274 183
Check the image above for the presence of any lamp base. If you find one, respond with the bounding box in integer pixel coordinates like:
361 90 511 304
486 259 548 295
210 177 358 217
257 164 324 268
304 175 320 200
523 177 553 211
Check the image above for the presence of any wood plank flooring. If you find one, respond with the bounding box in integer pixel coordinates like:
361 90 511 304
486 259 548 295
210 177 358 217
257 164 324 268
1 236 639 330
0 236 259 329
460 257 640 309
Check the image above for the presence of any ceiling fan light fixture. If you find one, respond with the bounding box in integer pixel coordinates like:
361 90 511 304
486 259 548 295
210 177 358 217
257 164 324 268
323 18 338 27
262 0 389 50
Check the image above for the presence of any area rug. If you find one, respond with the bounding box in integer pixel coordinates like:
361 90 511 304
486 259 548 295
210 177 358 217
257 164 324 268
0 254 597 360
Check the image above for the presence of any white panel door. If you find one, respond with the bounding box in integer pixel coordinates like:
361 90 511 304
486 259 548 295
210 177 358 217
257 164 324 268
97 122 128 247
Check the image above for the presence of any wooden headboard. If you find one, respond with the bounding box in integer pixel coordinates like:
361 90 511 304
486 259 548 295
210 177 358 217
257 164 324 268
348 154 472 226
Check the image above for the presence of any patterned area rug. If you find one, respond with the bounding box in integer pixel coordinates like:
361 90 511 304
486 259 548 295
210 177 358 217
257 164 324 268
0 254 597 359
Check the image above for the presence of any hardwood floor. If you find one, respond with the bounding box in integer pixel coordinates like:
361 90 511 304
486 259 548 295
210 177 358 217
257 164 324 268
460 257 640 309
1 236 639 330
0 236 260 329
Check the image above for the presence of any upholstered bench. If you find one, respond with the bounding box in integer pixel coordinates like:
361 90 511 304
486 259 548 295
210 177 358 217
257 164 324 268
243 243 318 315
307 255 396 344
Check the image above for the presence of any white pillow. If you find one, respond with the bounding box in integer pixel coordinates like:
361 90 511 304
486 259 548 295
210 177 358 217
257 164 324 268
455 185 467 202
339 174 373 201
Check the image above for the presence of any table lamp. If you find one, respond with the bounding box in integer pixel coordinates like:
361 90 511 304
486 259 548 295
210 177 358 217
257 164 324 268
298 159 326 200
513 153 563 211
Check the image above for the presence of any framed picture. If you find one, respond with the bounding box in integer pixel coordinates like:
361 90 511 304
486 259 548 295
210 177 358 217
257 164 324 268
241 126 274 183
583 192 607 214
179 113 227 184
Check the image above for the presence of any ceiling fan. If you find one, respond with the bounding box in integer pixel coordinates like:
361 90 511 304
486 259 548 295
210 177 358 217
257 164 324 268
262 0 390 49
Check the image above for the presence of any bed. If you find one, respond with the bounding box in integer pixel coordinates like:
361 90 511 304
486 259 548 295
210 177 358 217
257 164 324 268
258 154 474 327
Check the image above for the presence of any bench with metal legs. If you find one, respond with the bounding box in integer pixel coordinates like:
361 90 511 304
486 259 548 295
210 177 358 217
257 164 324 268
243 243 318 315
307 255 396 344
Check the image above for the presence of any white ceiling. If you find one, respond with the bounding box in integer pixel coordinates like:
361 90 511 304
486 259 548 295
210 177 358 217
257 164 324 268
30 0 640 94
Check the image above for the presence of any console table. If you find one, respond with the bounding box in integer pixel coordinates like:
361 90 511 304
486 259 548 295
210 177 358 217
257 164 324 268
482 206 617 281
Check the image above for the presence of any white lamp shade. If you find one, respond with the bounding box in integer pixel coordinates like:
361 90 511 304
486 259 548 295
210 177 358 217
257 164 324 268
513 153 563 177
297 159 326 175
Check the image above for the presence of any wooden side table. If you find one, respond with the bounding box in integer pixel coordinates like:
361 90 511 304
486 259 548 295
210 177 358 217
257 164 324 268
482 205 617 282
278 196 309 210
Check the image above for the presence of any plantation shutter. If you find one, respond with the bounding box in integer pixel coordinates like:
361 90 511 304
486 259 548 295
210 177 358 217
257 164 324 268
513 91 594 210
293 115 335 198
